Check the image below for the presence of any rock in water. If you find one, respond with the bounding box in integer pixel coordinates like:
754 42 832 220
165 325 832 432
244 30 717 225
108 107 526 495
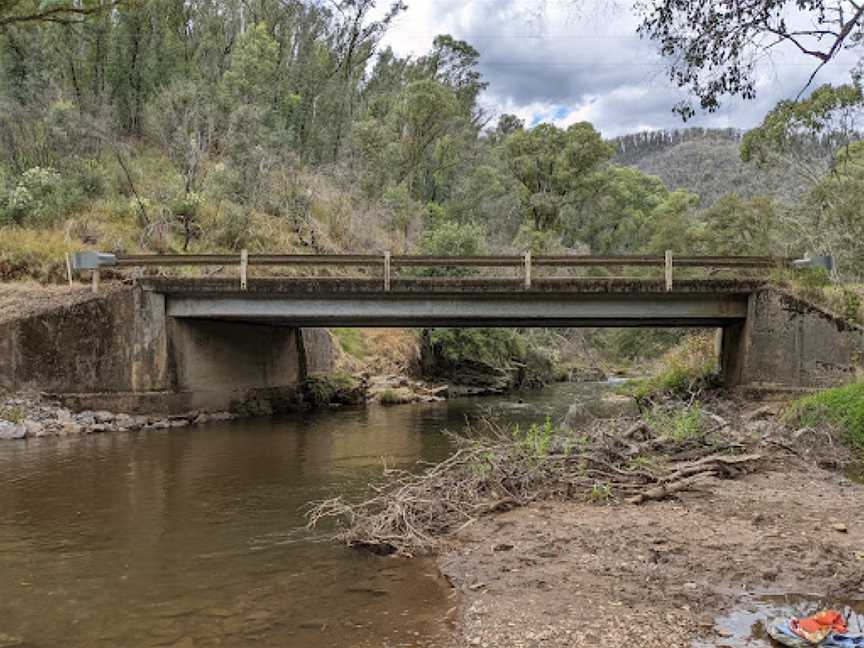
564 394 640 429
0 421 27 440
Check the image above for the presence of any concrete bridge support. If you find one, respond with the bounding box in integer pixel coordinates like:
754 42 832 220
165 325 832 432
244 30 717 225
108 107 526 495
721 289 864 392
0 287 333 414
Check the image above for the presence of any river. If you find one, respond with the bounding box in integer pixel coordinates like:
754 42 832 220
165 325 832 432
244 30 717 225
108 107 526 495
0 383 607 648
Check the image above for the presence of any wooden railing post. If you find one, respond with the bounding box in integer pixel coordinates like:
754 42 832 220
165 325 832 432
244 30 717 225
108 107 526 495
665 250 673 291
384 251 391 292
524 251 532 289
240 249 248 290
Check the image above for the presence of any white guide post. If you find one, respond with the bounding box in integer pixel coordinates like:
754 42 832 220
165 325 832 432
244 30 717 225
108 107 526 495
65 253 73 288
665 250 673 292
91 268 100 294
384 251 391 292
524 251 532 289
240 249 248 291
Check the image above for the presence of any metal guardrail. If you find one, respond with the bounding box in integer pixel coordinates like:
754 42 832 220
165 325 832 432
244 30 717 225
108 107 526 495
69 250 806 294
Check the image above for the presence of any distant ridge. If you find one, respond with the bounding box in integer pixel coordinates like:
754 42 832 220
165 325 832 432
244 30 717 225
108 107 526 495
609 127 821 207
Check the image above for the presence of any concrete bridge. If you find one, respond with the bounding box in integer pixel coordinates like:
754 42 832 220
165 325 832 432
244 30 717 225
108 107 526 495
154 277 754 328
1 254 862 414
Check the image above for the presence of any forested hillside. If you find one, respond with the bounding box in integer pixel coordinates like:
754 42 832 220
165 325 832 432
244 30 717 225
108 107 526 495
1 0 863 284
611 129 826 207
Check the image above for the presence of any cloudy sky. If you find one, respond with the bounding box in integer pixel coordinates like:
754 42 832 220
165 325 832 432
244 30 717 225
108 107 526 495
377 0 859 137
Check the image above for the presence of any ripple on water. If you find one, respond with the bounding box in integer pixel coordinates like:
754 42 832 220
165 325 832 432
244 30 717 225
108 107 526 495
694 594 864 647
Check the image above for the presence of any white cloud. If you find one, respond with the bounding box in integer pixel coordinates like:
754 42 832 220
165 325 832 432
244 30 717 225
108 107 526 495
378 0 860 136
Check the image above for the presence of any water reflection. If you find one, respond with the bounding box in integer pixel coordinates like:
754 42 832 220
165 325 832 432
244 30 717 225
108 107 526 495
0 384 599 648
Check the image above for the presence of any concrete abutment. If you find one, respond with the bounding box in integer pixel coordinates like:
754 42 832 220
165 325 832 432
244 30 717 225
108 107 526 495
0 287 333 414
720 289 864 392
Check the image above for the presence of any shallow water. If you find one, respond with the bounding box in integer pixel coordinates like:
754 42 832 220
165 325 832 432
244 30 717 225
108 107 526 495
0 383 601 648
695 594 864 647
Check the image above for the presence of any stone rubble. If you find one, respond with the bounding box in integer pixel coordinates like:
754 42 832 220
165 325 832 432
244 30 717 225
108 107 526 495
365 374 449 405
0 396 238 441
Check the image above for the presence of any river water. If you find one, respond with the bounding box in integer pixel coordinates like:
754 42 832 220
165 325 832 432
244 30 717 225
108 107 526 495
0 383 603 648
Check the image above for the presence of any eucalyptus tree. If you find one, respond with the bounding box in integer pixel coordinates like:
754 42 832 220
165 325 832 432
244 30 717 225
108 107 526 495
636 0 864 117
504 122 612 232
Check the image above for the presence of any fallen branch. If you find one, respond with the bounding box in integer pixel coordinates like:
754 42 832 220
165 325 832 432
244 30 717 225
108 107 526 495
306 416 765 556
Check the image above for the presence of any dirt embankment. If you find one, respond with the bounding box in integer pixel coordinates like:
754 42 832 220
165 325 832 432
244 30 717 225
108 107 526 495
0 282 127 326
439 467 864 648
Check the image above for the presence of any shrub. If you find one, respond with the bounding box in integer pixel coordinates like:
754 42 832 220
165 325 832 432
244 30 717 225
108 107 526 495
785 382 864 450
15 167 81 227
378 388 415 406
428 328 526 368
332 328 370 360
647 403 704 441
417 219 485 277
621 332 719 401
511 417 556 460
302 372 362 407
821 287 864 324
0 405 25 424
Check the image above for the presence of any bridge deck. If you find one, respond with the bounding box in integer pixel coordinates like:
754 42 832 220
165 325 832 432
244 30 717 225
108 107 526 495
141 278 761 328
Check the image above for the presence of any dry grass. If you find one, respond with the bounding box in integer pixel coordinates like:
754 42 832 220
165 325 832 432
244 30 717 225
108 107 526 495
0 281 127 324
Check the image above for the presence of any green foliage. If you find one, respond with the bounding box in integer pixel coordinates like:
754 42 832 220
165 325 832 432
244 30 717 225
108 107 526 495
741 83 864 176
428 328 526 368
511 417 556 460
0 166 82 227
505 121 612 232
698 194 779 256
621 333 719 401
332 328 370 360
221 24 281 108
302 372 361 408
0 405 25 424
588 482 612 504
595 328 685 363
378 388 414 406
511 223 567 255
417 219 485 276
645 190 701 254
648 404 704 441
819 286 864 324
792 141 864 277
786 382 864 450
567 165 668 254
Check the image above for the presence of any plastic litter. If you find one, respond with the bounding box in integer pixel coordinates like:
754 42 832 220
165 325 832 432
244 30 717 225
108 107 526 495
767 610 864 648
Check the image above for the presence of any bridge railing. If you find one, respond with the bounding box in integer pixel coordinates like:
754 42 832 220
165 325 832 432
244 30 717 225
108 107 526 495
70 250 797 293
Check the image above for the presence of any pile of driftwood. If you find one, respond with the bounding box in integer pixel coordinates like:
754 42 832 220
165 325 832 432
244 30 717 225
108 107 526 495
306 411 762 556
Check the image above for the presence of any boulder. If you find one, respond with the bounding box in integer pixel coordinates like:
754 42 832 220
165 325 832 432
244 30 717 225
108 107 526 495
94 411 115 423
0 421 27 440
61 422 83 436
114 414 137 431
23 420 44 438
75 411 96 426
564 394 640 429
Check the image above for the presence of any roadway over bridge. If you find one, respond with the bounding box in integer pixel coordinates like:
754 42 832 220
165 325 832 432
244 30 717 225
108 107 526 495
143 277 764 328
